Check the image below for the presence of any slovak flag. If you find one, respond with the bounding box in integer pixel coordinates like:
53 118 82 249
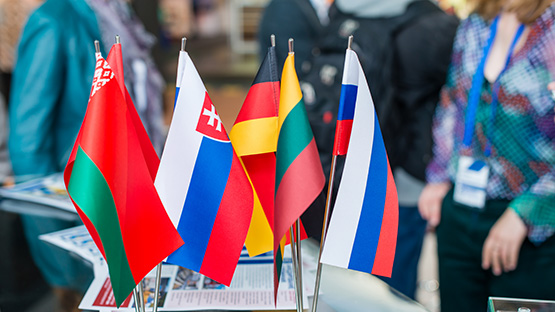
154 51 253 286
320 48 398 277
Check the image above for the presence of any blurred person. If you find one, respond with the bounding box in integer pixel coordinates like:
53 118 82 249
0 0 44 100
418 0 555 311
331 0 458 300
9 0 165 311
293 0 457 300
258 0 330 76
550 81 555 121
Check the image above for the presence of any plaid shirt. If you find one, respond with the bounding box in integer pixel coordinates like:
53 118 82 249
427 6 555 244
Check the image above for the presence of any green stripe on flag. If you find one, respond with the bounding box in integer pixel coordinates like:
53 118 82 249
275 246 283 282
68 147 136 304
276 99 314 189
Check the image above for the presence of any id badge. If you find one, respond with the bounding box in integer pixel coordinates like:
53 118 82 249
453 156 490 209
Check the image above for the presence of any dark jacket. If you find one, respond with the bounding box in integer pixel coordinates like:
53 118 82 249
385 3 459 181
258 0 323 76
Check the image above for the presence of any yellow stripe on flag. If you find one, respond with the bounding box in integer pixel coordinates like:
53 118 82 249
244 190 274 256
278 53 303 132
229 117 278 156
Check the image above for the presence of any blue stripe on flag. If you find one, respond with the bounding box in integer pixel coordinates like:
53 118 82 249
348 114 387 272
337 84 357 121
173 87 180 110
167 136 233 271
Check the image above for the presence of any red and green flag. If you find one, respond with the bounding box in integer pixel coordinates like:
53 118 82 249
274 52 325 297
64 52 183 306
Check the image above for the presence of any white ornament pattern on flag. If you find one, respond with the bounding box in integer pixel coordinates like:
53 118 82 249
90 58 114 98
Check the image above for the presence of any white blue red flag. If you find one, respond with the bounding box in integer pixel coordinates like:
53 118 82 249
320 49 398 277
154 52 253 286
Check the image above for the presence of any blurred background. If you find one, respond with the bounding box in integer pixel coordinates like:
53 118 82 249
0 0 469 311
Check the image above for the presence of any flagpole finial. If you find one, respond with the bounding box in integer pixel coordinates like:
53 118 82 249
288 38 294 54
94 40 101 54
181 37 187 51
348 35 353 50
115 35 120 44
271 34 276 47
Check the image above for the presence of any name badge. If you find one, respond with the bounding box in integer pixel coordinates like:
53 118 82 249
453 156 490 209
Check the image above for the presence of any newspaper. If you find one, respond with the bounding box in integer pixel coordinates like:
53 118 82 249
82 260 304 311
40 225 311 311
39 225 105 275
0 173 74 212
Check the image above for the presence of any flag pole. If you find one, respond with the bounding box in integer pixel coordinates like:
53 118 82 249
138 281 146 312
286 37 304 312
181 37 187 51
310 34 354 312
95 38 142 312
295 218 304 308
289 227 303 312
117 33 148 312
132 287 142 312
151 264 162 312
309 156 337 312
152 38 187 312
94 40 101 55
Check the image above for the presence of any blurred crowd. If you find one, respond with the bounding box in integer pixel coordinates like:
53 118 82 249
0 0 554 312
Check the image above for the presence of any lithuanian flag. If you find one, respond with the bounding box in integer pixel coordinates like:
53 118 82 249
64 53 183 306
274 51 325 296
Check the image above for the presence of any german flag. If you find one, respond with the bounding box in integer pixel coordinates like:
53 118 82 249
229 46 280 257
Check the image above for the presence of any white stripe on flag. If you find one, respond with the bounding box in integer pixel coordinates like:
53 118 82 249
176 50 188 88
155 52 205 228
320 49 376 268
341 49 358 86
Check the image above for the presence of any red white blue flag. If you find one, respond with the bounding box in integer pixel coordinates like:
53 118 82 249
320 49 398 277
154 52 253 286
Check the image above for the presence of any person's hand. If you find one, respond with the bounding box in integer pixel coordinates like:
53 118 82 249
549 82 555 122
482 208 527 276
418 182 451 228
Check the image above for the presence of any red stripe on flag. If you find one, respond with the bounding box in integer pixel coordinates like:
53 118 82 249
274 139 325 252
78 78 182 283
106 44 160 180
234 81 280 124
200 152 254 286
242 153 275 229
371 158 398 277
333 119 353 156
74 201 107 259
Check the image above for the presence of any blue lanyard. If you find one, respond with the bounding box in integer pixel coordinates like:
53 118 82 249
463 16 525 157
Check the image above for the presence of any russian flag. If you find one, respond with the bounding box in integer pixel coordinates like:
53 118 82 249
320 49 398 277
154 52 253 286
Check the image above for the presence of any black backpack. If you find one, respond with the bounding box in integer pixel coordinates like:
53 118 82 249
300 0 443 185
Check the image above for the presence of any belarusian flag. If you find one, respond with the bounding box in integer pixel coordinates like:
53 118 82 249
64 53 183 306
274 51 325 297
